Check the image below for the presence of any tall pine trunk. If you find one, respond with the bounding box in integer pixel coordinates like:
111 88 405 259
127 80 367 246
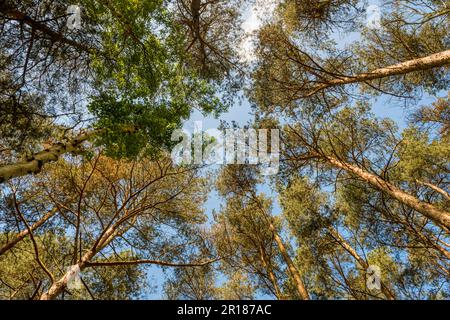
325 155 450 230
307 50 450 96
328 227 396 300
268 223 310 300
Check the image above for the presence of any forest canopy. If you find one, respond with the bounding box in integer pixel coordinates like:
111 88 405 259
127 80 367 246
0 0 449 300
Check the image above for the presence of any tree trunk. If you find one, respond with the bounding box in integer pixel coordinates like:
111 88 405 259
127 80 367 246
325 155 450 230
39 226 116 300
416 179 450 201
253 188 310 300
306 50 450 96
0 131 96 184
259 245 283 300
0 207 58 256
328 227 396 300
268 223 310 300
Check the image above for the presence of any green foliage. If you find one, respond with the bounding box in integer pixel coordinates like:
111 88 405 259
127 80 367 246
1 0 449 301
82 0 226 158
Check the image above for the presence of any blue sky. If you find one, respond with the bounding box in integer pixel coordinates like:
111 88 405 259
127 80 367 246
141 0 444 299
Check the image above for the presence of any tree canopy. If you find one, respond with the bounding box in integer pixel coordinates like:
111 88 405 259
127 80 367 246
0 0 448 300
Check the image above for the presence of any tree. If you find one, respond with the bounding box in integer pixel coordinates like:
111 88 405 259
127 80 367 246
1 0 449 301
0 0 226 182
174 0 245 83
279 102 450 230
0 152 218 299
0 234 147 299
279 176 398 299
213 165 310 300
252 0 449 111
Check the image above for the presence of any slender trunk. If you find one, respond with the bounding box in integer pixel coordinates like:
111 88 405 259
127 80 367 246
251 188 310 300
0 207 58 256
410 225 450 261
0 130 96 184
416 179 450 201
190 0 207 70
259 246 283 300
324 155 450 230
39 226 116 300
328 227 396 300
306 50 450 96
268 223 310 300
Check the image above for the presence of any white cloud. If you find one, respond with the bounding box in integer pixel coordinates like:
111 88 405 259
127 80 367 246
242 7 261 33
239 0 276 62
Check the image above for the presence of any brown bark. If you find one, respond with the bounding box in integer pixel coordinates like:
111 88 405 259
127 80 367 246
259 245 283 300
268 223 310 300
416 179 450 201
405 223 450 261
328 227 396 300
190 0 201 40
306 50 450 96
324 155 450 230
0 207 58 256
